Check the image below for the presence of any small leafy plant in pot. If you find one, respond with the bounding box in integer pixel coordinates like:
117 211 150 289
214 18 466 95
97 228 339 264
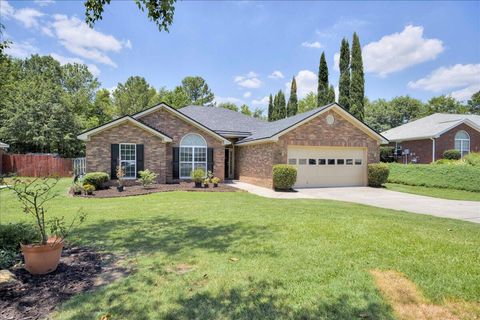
83 183 95 195
116 165 126 192
203 178 210 188
211 177 220 187
70 184 83 195
8 177 86 274
191 168 205 188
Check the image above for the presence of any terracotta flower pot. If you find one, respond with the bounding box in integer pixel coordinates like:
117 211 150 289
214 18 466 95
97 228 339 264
21 238 64 275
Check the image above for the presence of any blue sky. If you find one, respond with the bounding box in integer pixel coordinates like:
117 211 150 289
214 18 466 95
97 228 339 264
2 0 479 112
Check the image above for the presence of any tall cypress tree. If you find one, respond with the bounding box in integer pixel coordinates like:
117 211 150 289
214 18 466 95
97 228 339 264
338 38 350 110
317 52 329 107
328 85 335 103
286 77 298 117
268 94 274 121
350 32 365 120
277 90 286 119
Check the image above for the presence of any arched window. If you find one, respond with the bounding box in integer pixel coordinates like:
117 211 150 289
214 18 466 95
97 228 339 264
180 133 207 178
454 130 470 157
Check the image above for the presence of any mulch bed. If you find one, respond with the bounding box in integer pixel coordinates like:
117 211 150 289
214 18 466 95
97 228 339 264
0 246 128 320
76 182 241 198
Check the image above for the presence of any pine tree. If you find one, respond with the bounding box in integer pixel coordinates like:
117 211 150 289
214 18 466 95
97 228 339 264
286 77 298 117
268 94 274 121
328 85 335 103
350 32 365 120
276 90 286 119
317 52 329 107
338 38 350 110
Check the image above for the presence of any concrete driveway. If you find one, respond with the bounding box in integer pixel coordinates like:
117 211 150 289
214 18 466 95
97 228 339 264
229 181 480 224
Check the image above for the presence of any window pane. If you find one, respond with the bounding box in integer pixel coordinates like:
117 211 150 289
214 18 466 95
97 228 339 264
299 159 307 165
121 161 136 178
194 163 207 173
346 159 353 165
181 134 206 146
180 147 193 162
318 159 326 165
455 140 461 150
194 147 207 162
309 159 316 165
328 159 335 165
120 144 136 161
355 159 362 165
337 159 345 165
455 130 469 140
180 163 193 178
288 158 297 165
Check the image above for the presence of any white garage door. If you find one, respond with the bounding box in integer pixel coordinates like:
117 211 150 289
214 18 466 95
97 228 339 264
287 146 367 188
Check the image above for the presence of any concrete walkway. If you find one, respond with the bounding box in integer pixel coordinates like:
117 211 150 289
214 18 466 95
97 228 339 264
229 181 480 224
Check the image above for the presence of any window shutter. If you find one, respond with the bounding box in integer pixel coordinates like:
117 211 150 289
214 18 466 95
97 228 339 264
111 144 119 179
207 148 214 173
136 144 144 177
172 147 179 179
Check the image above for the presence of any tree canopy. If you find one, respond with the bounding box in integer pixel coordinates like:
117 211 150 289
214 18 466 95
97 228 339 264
181 76 215 106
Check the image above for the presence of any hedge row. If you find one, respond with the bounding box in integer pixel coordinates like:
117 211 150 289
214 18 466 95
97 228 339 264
387 163 480 192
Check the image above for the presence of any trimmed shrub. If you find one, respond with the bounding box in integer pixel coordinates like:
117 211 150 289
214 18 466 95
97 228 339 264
380 146 396 163
443 149 461 160
83 172 110 189
273 164 297 190
464 152 480 166
368 163 390 187
138 169 158 188
0 223 38 251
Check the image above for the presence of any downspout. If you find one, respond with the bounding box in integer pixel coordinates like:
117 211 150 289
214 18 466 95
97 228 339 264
431 138 436 163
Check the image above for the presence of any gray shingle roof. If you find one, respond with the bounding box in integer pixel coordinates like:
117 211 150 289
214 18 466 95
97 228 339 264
381 113 480 141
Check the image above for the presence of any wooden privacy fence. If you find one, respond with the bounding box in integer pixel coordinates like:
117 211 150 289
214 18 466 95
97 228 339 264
2 154 73 177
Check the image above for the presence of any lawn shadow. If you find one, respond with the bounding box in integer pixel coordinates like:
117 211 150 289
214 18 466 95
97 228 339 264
74 216 275 257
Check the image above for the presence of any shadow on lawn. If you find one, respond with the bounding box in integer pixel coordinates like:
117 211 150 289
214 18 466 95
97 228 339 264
75 216 275 257
58 278 394 320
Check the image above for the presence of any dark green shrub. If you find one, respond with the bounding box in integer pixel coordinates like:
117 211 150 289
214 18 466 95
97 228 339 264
368 163 390 187
380 146 396 163
0 223 38 251
273 164 297 190
443 149 461 160
0 249 17 269
464 152 480 166
83 172 110 189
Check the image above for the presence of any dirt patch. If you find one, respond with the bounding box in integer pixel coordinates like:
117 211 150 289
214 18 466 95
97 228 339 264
0 246 129 320
74 182 240 198
370 269 480 320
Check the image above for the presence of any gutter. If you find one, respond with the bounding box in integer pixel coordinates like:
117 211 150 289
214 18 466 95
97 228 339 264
431 138 436 162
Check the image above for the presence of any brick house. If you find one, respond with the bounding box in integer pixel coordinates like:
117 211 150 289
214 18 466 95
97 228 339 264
78 103 387 188
382 113 480 164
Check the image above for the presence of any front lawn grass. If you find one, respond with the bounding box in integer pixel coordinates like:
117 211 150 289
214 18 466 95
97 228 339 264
1 179 479 319
387 163 480 192
385 183 480 201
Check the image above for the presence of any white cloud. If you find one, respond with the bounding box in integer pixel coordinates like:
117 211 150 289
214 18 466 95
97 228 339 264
408 64 480 92
13 7 44 29
234 71 262 88
449 84 480 101
5 40 38 58
0 0 15 18
301 41 322 49
334 86 339 102
316 18 368 38
363 25 444 77
243 91 252 98
285 70 317 99
49 53 100 76
41 25 54 37
268 70 284 79
51 14 130 67
34 0 55 6
215 96 243 105
252 96 269 107
333 53 340 72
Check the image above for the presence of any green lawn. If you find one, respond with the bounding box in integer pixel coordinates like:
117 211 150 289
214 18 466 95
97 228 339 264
1 179 479 319
385 183 480 201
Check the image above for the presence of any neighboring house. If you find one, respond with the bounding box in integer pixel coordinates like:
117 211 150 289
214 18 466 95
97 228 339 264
77 103 387 188
0 142 9 175
382 113 480 164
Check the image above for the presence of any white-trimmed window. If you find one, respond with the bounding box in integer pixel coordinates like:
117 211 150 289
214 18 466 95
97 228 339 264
455 130 470 157
180 133 207 178
120 143 136 178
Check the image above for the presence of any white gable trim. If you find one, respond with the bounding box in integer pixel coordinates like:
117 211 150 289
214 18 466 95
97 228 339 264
133 103 231 145
77 117 173 142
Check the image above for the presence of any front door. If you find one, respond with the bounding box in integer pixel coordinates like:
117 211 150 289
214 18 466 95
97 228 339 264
224 148 234 179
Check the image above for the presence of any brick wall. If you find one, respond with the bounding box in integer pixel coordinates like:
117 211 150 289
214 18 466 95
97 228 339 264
86 121 168 183
235 109 380 188
138 108 225 181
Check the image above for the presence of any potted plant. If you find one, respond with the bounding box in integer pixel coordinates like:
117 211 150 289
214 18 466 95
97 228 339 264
70 184 83 195
203 178 210 188
211 177 220 187
8 177 86 275
83 183 95 195
116 165 125 192
191 168 205 188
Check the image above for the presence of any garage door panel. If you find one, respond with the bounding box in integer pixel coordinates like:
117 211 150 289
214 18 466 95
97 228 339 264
287 146 366 188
